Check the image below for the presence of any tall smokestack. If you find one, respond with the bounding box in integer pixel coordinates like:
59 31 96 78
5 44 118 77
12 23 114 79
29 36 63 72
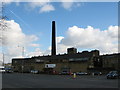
51 21 56 55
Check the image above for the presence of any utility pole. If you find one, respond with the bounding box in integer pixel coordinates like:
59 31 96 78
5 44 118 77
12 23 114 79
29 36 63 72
0 2 8 66
22 47 24 58
2 53 4 66
18 46 25 73
18 46 24 57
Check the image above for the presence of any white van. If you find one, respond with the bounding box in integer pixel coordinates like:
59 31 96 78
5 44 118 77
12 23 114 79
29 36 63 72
0 66 5 73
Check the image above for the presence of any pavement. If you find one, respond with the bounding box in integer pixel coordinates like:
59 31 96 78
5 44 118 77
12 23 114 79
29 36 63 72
2 73 119 88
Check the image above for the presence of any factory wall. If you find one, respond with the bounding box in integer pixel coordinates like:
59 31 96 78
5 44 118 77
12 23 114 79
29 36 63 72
12 58 90 73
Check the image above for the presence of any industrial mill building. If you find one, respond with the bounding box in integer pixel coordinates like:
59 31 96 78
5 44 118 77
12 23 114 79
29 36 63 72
12 21 119 74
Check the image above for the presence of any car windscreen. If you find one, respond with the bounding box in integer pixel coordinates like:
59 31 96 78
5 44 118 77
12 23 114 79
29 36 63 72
109 71 118 74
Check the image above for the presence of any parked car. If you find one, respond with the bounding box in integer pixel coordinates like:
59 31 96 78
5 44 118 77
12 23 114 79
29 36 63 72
59 71 71 75
93 72 102 75
52 70 59 75
106 71 119 79
30 70 39 74
0 68 5 73
5 68 13 73
76 72 88 75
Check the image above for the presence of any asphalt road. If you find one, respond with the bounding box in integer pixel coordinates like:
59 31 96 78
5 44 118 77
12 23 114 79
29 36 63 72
2 73 119 88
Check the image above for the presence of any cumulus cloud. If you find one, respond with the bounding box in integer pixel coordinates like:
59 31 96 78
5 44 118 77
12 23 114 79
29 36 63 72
60 0 81 10
56 36 70 54
0 0 21 5
1 0 14 4
29 44 40 47
27 2 47 9
1 1 81 13
0 20 118 63
56 43 70 54
0 20 38 47
44 36 70 55
44 25 118 55
39 4 55 13
43 47 51 55
58 25 118 55
61 2 74 10
0 20 40 63
26 48 43 57
56 36 64 43
27 2 55 13
27 1 81 13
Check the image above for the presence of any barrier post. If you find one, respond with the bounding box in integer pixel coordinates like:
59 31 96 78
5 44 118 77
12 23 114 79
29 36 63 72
73 73 76 79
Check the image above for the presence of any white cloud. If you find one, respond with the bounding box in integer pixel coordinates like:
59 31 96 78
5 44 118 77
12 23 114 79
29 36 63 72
27 1 80 13
0 20 38 47
43 49 51 55
0 20 118 63
26 48 43 57
39 4 55 13
60 0 81 10
1 0 21 5
56 36 64 43
45 36 71 55
1 1 80 13
27 2 47 9
1 0 14 4
0 20 39 63
61 2 74 10
58 25 118 55
57 43 70 54
56 36 69 54
27 2 55 13
29 44 40 47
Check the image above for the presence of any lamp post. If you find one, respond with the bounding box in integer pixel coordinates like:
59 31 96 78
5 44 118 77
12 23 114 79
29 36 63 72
2 53 4 66
18 46 24 73
18 46 24 57
22 47 24 58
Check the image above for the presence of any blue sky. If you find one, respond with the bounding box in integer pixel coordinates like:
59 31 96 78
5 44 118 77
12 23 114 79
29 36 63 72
0 2 118 63
6 2 117 49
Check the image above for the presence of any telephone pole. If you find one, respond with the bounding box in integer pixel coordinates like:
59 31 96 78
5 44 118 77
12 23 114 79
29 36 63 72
18 46 24 57
0 2 8 66
18 45 25 73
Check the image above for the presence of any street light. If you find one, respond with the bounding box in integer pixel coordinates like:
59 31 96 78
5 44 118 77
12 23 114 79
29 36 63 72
18 46 25 73
2 53 4 66
18 46 24 57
